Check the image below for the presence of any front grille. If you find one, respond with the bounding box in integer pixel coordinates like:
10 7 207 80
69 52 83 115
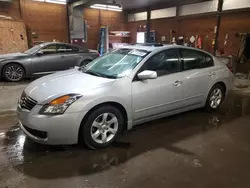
20 92 37 111
23 125 47 139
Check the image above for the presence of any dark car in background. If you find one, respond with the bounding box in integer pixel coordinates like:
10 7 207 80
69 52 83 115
0 42 99 82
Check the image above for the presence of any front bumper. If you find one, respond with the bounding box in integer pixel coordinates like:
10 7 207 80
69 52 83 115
17 104 87 145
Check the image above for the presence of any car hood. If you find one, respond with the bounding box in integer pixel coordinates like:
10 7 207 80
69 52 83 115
0 52 28 61
24 68 115 104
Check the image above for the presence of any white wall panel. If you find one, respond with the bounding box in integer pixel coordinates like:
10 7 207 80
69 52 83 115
151 7 176 19
179 0 218 16
128 12 147 22
223 0 250 10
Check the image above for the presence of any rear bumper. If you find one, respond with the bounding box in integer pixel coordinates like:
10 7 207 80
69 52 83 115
17 105 87 145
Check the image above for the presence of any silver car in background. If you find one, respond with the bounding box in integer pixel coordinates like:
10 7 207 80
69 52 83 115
17 45 234 149
0 42 99 81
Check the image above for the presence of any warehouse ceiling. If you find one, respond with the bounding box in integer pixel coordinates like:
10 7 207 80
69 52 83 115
69 0 210 10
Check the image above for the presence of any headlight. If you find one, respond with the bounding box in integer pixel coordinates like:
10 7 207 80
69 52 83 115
39 94 82 115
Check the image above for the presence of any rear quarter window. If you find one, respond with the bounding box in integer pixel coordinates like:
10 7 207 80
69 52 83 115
181 49 214 70
201 54 214 68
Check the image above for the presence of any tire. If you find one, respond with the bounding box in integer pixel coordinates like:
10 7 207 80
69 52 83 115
80 60 92 67
205 84 225 111
80 106 124 149
2 63 25 82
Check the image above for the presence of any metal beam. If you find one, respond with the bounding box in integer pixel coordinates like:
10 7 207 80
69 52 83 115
213 0 223 55
68 1 88 40
146 7 151 43
77 0 107 8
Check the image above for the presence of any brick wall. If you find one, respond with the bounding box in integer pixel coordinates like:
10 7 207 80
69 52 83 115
178 16 216 53
219 11 250 56
150 18 178 44
129 16 216 53
127 20 147 43
0 0 21 20
0 0 68 47
20 0 68 45
128 11 250 55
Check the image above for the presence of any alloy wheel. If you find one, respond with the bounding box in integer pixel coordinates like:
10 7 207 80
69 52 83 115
4 65 24 81
209 88 222 109
91 113 119 144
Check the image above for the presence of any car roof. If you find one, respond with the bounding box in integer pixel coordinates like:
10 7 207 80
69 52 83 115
121 44 214 56
120 45 165 52
40 42 84 49
132 43 164 47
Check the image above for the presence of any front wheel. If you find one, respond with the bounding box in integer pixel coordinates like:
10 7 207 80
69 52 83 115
2 63 25 82
80 106 124 149
205 84 225 111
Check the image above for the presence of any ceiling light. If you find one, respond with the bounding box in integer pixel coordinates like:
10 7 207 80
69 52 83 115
90 3 122 12
46 0 66 4
32 0 66 5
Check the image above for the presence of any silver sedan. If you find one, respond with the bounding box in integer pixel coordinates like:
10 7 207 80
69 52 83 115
17 45 234 149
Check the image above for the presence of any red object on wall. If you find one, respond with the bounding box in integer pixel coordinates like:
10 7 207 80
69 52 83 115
197 36 202 49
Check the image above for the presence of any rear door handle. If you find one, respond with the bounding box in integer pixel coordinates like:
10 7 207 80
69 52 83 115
208 72 215 77
173 80 183 86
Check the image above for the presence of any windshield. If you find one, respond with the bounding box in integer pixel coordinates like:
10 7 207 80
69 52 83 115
24 44 45 54
81 49 149 79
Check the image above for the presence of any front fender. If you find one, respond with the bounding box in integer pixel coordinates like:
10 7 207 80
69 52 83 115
66 81 132 123
68 95 131 121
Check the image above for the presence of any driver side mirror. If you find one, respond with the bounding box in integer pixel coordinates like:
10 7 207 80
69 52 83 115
36 51 44 56
137 70 157 80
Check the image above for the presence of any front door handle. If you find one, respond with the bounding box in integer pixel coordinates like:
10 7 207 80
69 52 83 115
208 72 215 77
173 80 183 86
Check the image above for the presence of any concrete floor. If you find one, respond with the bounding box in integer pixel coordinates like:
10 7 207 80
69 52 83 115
1 82 250 188
0 81 29 113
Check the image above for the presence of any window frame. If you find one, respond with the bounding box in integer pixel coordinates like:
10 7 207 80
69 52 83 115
56 44 80 54
179 48 214 71
133 48 182 81
40 44 58 55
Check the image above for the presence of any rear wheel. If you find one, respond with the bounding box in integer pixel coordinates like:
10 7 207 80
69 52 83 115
3 63 24 82
205 84 225 111
80 106 124 149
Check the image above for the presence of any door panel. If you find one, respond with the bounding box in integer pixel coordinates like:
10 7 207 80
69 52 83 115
31 44 61 74
57 53 79 70
182 68 211 107
32 54 63 74
132 49 183 121
132 73 184 120
57 45 81 70
180 49 216 107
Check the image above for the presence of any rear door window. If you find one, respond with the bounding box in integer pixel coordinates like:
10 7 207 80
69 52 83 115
202 54 214 68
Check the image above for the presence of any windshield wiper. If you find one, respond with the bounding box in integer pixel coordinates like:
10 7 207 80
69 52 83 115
85 70 102 77
81 68 116 79
103 75 117 79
